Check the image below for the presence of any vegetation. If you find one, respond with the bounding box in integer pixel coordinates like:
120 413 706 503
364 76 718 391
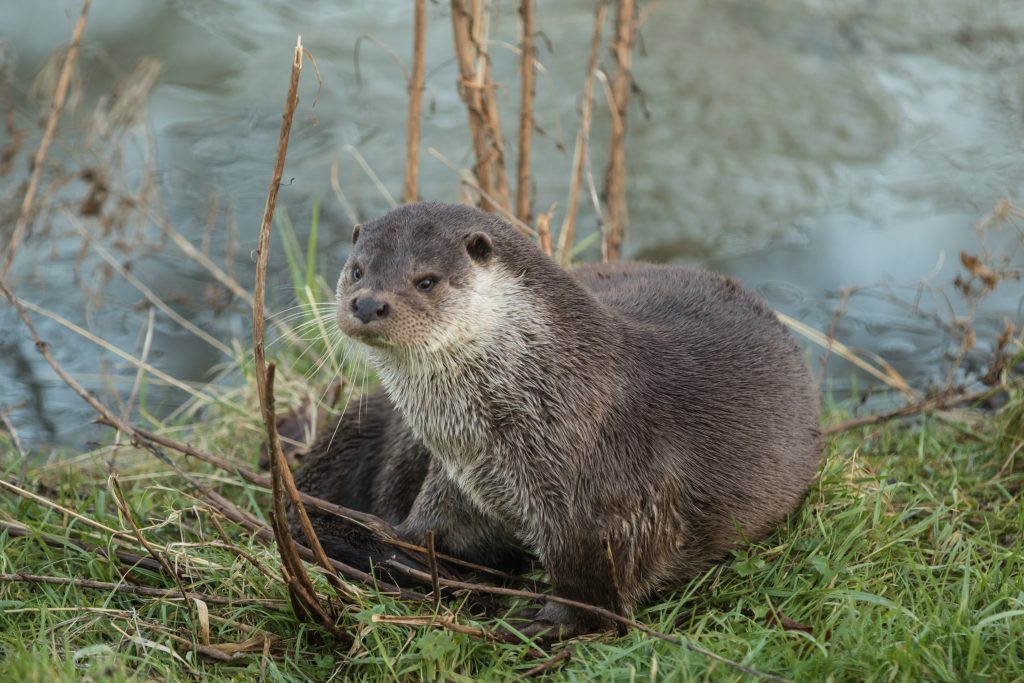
1 384 1022 681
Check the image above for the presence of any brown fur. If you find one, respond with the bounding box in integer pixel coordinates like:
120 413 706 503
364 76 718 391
290 202 822 636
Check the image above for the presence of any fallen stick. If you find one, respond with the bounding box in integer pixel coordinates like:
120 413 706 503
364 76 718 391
824 383 1011 436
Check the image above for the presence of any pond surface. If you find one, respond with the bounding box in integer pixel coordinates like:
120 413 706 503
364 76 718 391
2 0 1023 448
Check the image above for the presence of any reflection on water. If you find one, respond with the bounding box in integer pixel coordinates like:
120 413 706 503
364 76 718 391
1 0 1022 446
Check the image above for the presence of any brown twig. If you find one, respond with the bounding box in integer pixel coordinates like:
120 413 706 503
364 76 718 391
515 0 536 226
601 0 636 262
523 647 573 677
372 612 523 645
0 573 287 609
535 203 555 256
450 0 511 214
824 384 1010 436
251 35 351 639
556 1 606 265
403 0 427 205
481 51 512 215
1 0 91 279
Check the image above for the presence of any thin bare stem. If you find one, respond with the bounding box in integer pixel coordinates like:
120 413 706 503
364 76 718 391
0 478 119 536
1 0 91 279
535 203 555 256
67 211 233 356
451 0 496 211
403 0 427 205
556 2 606 265
0 520 168 576
515 0 535 226
251 36 350 638
601 0 635 262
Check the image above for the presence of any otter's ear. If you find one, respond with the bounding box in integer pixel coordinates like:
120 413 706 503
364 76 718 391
352 224 362 244
464 231 493 263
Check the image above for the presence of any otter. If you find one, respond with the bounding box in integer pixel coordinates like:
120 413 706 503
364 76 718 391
290 202 822 637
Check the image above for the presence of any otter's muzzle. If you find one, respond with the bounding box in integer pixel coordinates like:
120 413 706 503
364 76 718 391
351 296 390 324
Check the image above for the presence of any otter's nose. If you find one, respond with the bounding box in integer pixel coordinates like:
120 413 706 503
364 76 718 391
351 296 389 324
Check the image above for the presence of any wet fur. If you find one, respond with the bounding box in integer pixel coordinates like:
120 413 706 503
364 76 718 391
290 203 822 635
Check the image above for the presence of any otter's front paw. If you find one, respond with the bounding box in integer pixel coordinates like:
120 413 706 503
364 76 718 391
514 602 612 641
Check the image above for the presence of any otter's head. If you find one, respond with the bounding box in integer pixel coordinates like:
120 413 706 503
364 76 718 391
335 203 517 352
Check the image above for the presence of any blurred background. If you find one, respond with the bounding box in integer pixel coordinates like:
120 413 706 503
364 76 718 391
1 0 1022 449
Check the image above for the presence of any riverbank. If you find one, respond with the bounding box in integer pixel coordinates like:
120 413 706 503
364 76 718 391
2 388 1021 681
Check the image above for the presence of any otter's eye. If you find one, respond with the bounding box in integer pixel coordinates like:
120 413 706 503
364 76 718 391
416 277 437 292
351 266 363 282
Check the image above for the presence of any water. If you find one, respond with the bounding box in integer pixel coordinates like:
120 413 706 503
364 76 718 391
1 0 1022 448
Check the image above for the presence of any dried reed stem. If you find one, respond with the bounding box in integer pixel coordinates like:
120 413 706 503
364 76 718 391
1 0 91 279
556 1 606 265
450 0 512 216
402 0 427 204
535 204 555 256
251 36 352 636
0 477 119 535
425 529 441 611
451 0 493 208
777 311 916 398
481 54 512 215
515 0 535 225
523 648 573 678
601 0 635 262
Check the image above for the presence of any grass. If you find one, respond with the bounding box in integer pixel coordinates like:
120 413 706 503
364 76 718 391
2 208 1021 682
1 384 1022 681
2 212 1023 681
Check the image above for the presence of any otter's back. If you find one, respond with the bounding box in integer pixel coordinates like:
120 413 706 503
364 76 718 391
572 262 821 544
